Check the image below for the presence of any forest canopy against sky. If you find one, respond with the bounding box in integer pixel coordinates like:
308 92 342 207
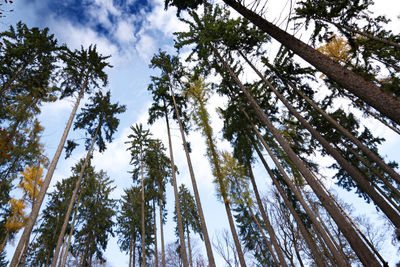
1 0 400 266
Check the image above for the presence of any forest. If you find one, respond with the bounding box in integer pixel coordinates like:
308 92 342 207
0 0 400 266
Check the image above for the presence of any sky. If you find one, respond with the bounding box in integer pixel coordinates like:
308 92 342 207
1 0 400 266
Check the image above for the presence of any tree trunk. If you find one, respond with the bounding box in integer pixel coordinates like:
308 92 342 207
247 165 288 267
51 121 101 267
282 77 400 185
166 94 216 267
213 44 381 266
222 0 400 124
267 69 400 227
183 87 247 267
0 231 8 253
254 144 326 267
9 76 89 267
186 225 193 267
153 200 158 267
61 195 81 267
129 234 133 267
140 149 146 267
164 106 189 267
133 239 136 267
315 175 389 266
319 18 400 49
159 196 166 267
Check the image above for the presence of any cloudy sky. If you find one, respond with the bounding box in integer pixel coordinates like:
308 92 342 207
2 0 400 265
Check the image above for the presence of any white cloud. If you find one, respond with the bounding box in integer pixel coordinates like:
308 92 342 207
114 20 136 44
135 33 157 62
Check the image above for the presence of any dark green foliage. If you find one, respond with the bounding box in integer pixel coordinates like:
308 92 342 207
27 166 80 266
234 203 275 266
174 184 202 238
58 45 111 99
71 169 116 266
74 91 126 152
116 186 155 262
148 50 190 134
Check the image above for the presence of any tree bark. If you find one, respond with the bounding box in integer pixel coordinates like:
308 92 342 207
140 149 146 267
186 225 193 267
213 44 381 266
129 234 133 267
153 200 159 267
282 78 400 185
61 193 81 267
159 196 166 267
164 105 189 267
222 0 400 124
51 121 100 267
263 68 400 228
247 165 289 267
168 91 215 266
253 145 325 267
9 76 88 267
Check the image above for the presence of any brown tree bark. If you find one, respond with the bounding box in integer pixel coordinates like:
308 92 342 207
51 121 101 267
9 77 89 267
223 0 400 124
164 104 189 267
212 45 380 265
168 91 216 266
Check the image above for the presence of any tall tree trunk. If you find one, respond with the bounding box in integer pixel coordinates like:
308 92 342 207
243 51 400 185
9 76 89 267
159 195 166 267
212 44 381 266
140 149 146 267
221 0 400 124
60 194 81 267
0 231 8 253
299 185 350 263
266 67 400 227
133 239 136 267
153 200 158 267
318 18 400 49
129 234 133 267
164 106 189 267
282 78 400 185
182 87 247 267
247 164 289 267
58 235 67 267
254 144 326 267
186 225 193 267
51 121 101 267
242 50 400 227
167 92 215 267
315 175 389 266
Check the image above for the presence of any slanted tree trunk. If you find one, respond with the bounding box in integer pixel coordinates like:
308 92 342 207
186 225 193 267
51 121 101 267
166 94 216 267
317 18 400 49
221 0 400 124
164 106 189 267
253 145 326 267
159 195 166 267
242 50 400 227
61 192 82 267
181 86 246 267
247 164 288 267
282 78 400 185
212 44 381 266
10 76 89 267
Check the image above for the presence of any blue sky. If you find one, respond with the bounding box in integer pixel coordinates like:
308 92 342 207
2 0 400 266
